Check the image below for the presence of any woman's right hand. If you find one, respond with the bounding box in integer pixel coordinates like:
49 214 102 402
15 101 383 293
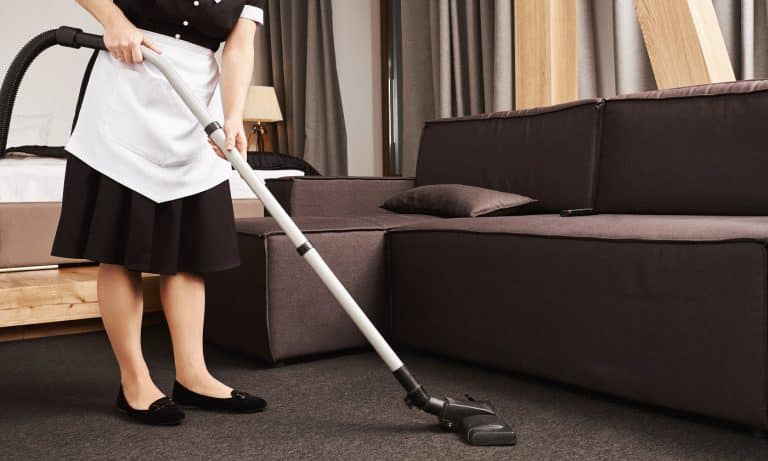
103 17 162 64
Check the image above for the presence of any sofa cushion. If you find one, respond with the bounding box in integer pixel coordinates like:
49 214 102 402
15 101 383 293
597 80 768 215
380 184 539 218
388 214 768 428
415 99 602 212
390 214 768 242
236 213 439 237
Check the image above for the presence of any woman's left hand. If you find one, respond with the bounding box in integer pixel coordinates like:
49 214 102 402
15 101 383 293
208 119 248 160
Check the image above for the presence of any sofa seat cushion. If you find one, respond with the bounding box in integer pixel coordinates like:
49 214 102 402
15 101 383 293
390 214 768 243
388 213 768 428
236 213 439 237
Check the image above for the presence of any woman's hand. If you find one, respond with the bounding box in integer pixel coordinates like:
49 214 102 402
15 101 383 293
103 16 162 64
208 119 248 160
75 1 161 63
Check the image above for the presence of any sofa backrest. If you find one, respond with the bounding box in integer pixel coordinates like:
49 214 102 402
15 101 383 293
415 99 603 212
596 80 768 215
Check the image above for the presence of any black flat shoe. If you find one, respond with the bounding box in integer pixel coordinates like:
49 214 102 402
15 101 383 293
172 380 267 413
116 386 185 425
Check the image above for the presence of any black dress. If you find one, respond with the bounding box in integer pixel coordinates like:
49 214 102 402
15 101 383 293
50 0 265 274
50 151 240 275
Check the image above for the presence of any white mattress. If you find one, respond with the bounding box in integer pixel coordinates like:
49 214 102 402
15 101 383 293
0 153 304 202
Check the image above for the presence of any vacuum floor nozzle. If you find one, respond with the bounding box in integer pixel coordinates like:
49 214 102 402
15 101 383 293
395 367 517 446
462 414 517 446
437 396 517 446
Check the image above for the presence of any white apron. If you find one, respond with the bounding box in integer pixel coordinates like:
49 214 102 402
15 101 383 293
65 29 232 203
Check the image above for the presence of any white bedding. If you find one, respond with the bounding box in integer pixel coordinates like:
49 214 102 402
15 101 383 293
0 154 303 202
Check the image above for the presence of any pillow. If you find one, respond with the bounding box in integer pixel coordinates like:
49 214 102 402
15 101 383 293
380 184 539 218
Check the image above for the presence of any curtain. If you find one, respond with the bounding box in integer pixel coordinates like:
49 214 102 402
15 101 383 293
398 0 768 176
579 0 768 98
711 0 768 79
401 0 513 176
429 0 514 117
578 0 655 97
265 0 348 175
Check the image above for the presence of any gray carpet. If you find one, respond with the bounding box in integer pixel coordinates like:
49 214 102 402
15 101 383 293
1 324 767 460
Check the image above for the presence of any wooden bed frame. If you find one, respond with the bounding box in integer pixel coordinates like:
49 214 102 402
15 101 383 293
0 265 163 340
0 198 262 338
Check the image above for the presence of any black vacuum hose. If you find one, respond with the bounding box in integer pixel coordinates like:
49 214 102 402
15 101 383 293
71 49 100 135
0 26 105 156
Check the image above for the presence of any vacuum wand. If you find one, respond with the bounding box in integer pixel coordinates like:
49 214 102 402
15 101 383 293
61 26 516 446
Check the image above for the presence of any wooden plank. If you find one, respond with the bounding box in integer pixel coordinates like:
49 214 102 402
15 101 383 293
0 301 162 328
0 302 100 327
0 266 98 310
0 312 164 343
514 0 578 109
549 0 578 104
515 0 550 109
0 265 162 328
634 0 735 89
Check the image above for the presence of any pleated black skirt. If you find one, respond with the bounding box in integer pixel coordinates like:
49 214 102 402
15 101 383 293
51 151 241 275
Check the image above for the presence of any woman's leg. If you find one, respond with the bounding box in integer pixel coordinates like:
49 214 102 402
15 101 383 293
98 263 165 409
159 272 232 397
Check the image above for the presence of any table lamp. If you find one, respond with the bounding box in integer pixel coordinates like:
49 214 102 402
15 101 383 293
243 85 283 152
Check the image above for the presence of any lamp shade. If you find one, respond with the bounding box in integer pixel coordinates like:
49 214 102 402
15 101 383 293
243 85 284 122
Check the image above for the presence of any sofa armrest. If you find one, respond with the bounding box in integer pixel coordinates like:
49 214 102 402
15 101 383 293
265 176 416 216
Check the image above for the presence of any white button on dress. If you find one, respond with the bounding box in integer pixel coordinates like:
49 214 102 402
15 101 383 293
65 29 232 203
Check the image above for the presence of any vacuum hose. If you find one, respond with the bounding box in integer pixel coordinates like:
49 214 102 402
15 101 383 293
0 26 105 156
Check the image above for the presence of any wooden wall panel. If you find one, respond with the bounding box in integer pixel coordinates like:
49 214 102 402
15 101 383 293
515 0 578 109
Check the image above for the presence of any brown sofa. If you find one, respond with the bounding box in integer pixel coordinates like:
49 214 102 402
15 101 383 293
204 80 768 430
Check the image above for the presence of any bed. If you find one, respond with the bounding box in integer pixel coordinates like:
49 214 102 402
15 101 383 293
0 41 311 270
0 152 303 270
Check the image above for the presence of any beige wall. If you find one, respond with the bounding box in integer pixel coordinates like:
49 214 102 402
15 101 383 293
331 0 383 176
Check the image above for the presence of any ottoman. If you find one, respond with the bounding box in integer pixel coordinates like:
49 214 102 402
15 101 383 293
202 213 436 363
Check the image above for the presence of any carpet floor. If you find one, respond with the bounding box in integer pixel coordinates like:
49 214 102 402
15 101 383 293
1 323 767 460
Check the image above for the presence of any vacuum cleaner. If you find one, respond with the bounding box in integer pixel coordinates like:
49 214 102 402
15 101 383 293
0 27 517 447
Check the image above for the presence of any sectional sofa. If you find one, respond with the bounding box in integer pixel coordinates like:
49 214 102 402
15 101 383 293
204 80 768 430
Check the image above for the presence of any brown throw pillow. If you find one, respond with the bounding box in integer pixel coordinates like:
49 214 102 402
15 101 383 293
380 184 539 218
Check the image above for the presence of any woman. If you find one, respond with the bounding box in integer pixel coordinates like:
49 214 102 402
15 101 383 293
50 0 267 425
